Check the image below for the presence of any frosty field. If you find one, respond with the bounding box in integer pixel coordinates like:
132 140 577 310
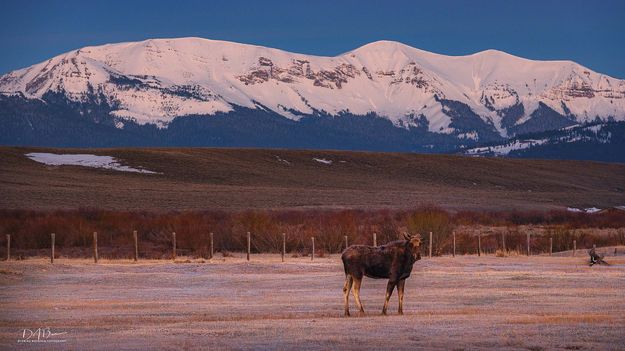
1 255 624 350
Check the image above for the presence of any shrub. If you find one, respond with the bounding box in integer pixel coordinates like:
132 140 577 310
0 208 623 258
406 206 453 256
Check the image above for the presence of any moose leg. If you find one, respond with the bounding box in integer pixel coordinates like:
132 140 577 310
352 277 365 314
382 281 396 315
343 275 353 316
397 279 406 315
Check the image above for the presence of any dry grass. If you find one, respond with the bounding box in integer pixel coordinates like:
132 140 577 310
494 249 523 257
1 255 624 350
510 314 616 325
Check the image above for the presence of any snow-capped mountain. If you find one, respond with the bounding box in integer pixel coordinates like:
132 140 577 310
1 37 624 156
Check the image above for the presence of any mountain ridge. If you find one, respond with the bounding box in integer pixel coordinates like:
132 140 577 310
1 37 624 158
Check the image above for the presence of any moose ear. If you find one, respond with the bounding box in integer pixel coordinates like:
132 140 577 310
402 232 411 241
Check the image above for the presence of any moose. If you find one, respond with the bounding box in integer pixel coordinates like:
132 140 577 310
341 233 422 316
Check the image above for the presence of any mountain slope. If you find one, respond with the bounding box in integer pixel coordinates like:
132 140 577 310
462 122 625 162
1 38 624 152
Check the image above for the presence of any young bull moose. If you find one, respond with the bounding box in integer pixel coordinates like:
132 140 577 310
341 233 422 316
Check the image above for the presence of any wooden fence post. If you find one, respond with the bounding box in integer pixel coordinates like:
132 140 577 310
549 237 553 256
573 240 576 256
373 233 377 247
311 237 315 261
247 232 251 261
477 234 481 257
344 235 348 250
429 232 433 258
452 231 456 257
527 233 531 256
6 234 9 261
133 230 138 262
172 232 176 261
51 233 55 264
502 232 506 252
93 232 98 263
282 233 286 262
210 232 214 259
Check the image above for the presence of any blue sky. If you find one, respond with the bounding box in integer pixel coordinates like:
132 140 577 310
1 0 624 78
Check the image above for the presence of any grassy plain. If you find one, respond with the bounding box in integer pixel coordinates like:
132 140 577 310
1 147 625 211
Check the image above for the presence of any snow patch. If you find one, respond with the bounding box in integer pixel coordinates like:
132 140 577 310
585 124 603 133
275 155 290 164
566 207 602 213
26 153 158 174
457 131 479 140
313 158 333 165
465 139 547 156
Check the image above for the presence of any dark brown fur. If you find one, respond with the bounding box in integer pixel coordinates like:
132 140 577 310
341 234 421 316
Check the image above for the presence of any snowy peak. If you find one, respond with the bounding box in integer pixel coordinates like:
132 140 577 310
1 37 624 137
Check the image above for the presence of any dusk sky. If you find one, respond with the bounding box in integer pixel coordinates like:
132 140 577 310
1 0 624 78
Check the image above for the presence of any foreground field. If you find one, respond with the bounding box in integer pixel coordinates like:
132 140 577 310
1 147 625 211
1 255 624 350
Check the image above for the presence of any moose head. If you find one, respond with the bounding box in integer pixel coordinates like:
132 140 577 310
402 232 422 261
